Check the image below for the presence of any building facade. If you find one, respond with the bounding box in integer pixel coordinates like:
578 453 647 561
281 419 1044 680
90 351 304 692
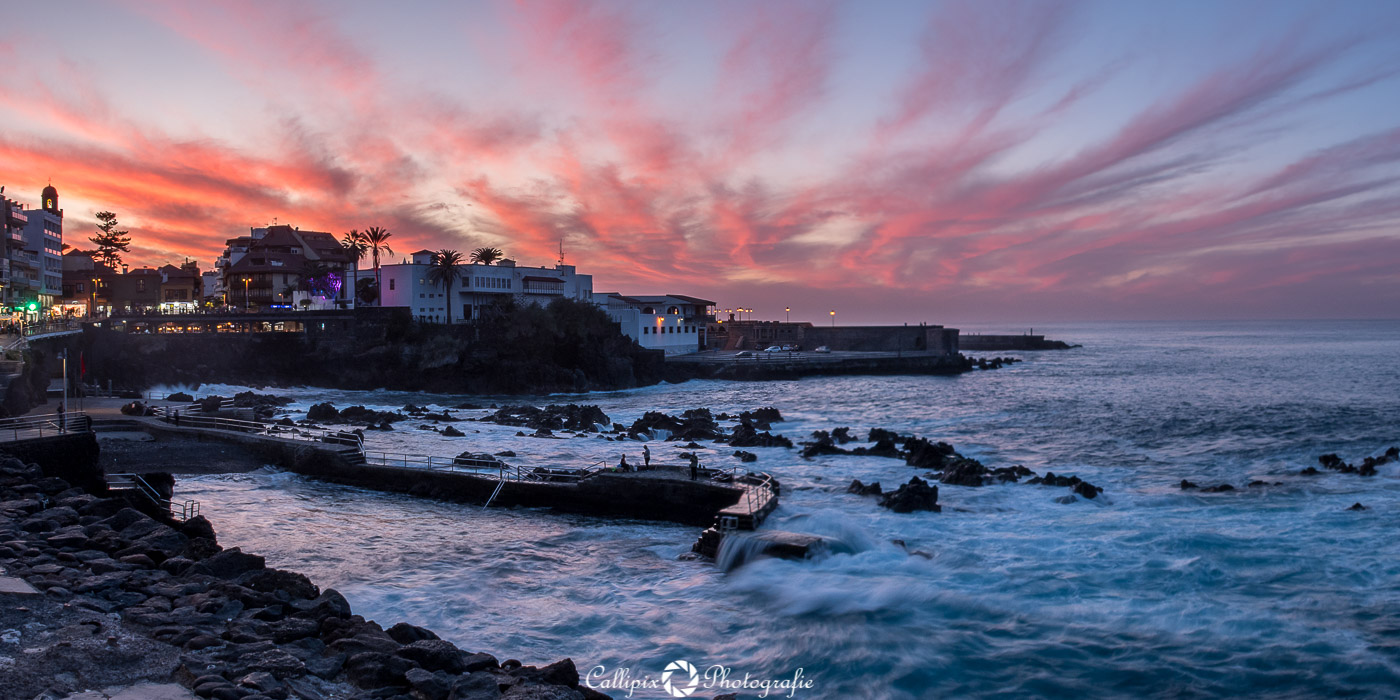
593 293 713 355
21 184 64 311
378 253 593 323
1 184 64 314
218 225 355 310
0 195 23 309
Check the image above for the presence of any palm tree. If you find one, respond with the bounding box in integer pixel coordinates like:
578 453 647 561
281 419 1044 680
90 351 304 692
469 247 504 265
340 229 367 305
424 249 464 323
361 227 394 302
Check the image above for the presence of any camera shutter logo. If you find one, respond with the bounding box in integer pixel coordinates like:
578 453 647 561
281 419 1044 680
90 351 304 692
661 659 699 697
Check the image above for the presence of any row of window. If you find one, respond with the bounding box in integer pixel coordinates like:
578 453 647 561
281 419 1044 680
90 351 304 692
644 325 696 335
475 277 512 289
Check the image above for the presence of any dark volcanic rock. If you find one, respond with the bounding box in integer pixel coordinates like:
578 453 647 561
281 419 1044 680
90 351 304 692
732 450 757 463
846 479 882 496
1200 484 1235 493
486 404 611 433
1179 479 1199 490
306 403 339 422
345 651 416 687
187 547 265 579
386 622 440 645
726 422 793 448
396 639 468 673
1348 502 1367 511
879 477 941 513
904 437 955 470
937 457 989 487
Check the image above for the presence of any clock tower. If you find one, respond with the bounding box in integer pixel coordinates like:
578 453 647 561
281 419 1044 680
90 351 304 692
41 183 58 214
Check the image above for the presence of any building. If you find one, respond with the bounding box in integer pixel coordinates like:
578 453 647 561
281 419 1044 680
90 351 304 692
218 225 356 310
593 293 714 355
20 184 64 311
378 252 593 323
61 250 110 316
201 270 221 302
1 184 63 314
0 194 23 309
158 261 202 311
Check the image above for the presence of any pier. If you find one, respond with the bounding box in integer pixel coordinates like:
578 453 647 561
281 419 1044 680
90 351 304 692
59 398 782 534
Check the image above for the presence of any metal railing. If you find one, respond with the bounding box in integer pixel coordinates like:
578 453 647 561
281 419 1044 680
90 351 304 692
109 472 201 522
0 412 92 442
359 451 572 481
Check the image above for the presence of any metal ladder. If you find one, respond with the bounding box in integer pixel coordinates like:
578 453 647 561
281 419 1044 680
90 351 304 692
483 479 506 509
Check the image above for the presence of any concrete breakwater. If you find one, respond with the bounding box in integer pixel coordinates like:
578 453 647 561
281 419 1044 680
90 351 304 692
958 333 1073 351
667 351 976 381
0 450 607 699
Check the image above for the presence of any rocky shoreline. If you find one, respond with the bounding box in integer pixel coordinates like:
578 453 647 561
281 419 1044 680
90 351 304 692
0 454 612 700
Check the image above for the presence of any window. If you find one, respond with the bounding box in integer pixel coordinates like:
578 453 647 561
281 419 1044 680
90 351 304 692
136 279 147 292
77 282 85 293
389 279 395 290
668 306 680 315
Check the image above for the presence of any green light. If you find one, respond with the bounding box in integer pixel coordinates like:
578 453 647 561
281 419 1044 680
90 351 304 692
26 302 37 311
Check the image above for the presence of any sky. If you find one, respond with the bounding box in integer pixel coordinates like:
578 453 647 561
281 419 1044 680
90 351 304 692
2 0 1399 325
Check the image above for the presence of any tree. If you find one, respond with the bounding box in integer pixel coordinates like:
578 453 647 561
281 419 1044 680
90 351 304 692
361 227 393 303
469 247 504 265
90 211 132 270
424 249 464 323
356 277 379 305
340 229 367 305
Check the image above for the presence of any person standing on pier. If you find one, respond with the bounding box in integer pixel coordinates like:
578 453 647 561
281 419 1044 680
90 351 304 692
643 445 651 468
57 405 66 433
689 453 699 480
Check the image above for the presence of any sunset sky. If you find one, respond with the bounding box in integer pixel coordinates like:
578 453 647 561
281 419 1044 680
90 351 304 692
2 0 1398 324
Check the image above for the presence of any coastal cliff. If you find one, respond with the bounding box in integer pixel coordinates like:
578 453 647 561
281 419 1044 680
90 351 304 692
78 299 668 395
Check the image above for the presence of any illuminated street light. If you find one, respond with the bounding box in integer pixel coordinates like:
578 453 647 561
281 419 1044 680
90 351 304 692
830 309 835 327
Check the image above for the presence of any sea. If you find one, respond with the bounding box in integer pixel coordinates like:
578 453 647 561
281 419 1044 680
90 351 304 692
171 320 1400 699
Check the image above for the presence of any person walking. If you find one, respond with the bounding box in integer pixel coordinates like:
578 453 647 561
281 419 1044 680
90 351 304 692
57 404 66 433
172 410 181 427
643 445 651 468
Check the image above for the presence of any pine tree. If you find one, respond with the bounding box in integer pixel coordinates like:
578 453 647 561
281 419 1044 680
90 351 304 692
89 211 131 270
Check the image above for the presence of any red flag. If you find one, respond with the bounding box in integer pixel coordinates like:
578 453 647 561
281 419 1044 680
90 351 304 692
80 351 85 377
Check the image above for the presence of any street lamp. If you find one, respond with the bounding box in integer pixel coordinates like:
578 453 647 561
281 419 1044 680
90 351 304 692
785 307 790 322
830 309 835 327
243 277 251 310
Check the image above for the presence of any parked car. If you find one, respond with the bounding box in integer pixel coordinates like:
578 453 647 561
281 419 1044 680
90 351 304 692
735 350 754 357
814 346 831 353
764 346 783 352
781 344 798 351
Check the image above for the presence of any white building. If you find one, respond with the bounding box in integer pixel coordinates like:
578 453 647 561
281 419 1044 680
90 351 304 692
378 251 593 323
19 184 63 310
201 270 221 301
593 293 714 355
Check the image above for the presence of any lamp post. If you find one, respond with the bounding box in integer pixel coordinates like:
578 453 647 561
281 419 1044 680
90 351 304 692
830 309 835 327
785 307 790 322
243 277 251 310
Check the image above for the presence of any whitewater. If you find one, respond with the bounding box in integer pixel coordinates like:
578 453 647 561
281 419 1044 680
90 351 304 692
172 320 1400 698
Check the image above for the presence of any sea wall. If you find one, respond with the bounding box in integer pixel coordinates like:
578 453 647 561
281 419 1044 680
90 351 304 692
958 334 1072 351
2 334 84 417
670 353 973 382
